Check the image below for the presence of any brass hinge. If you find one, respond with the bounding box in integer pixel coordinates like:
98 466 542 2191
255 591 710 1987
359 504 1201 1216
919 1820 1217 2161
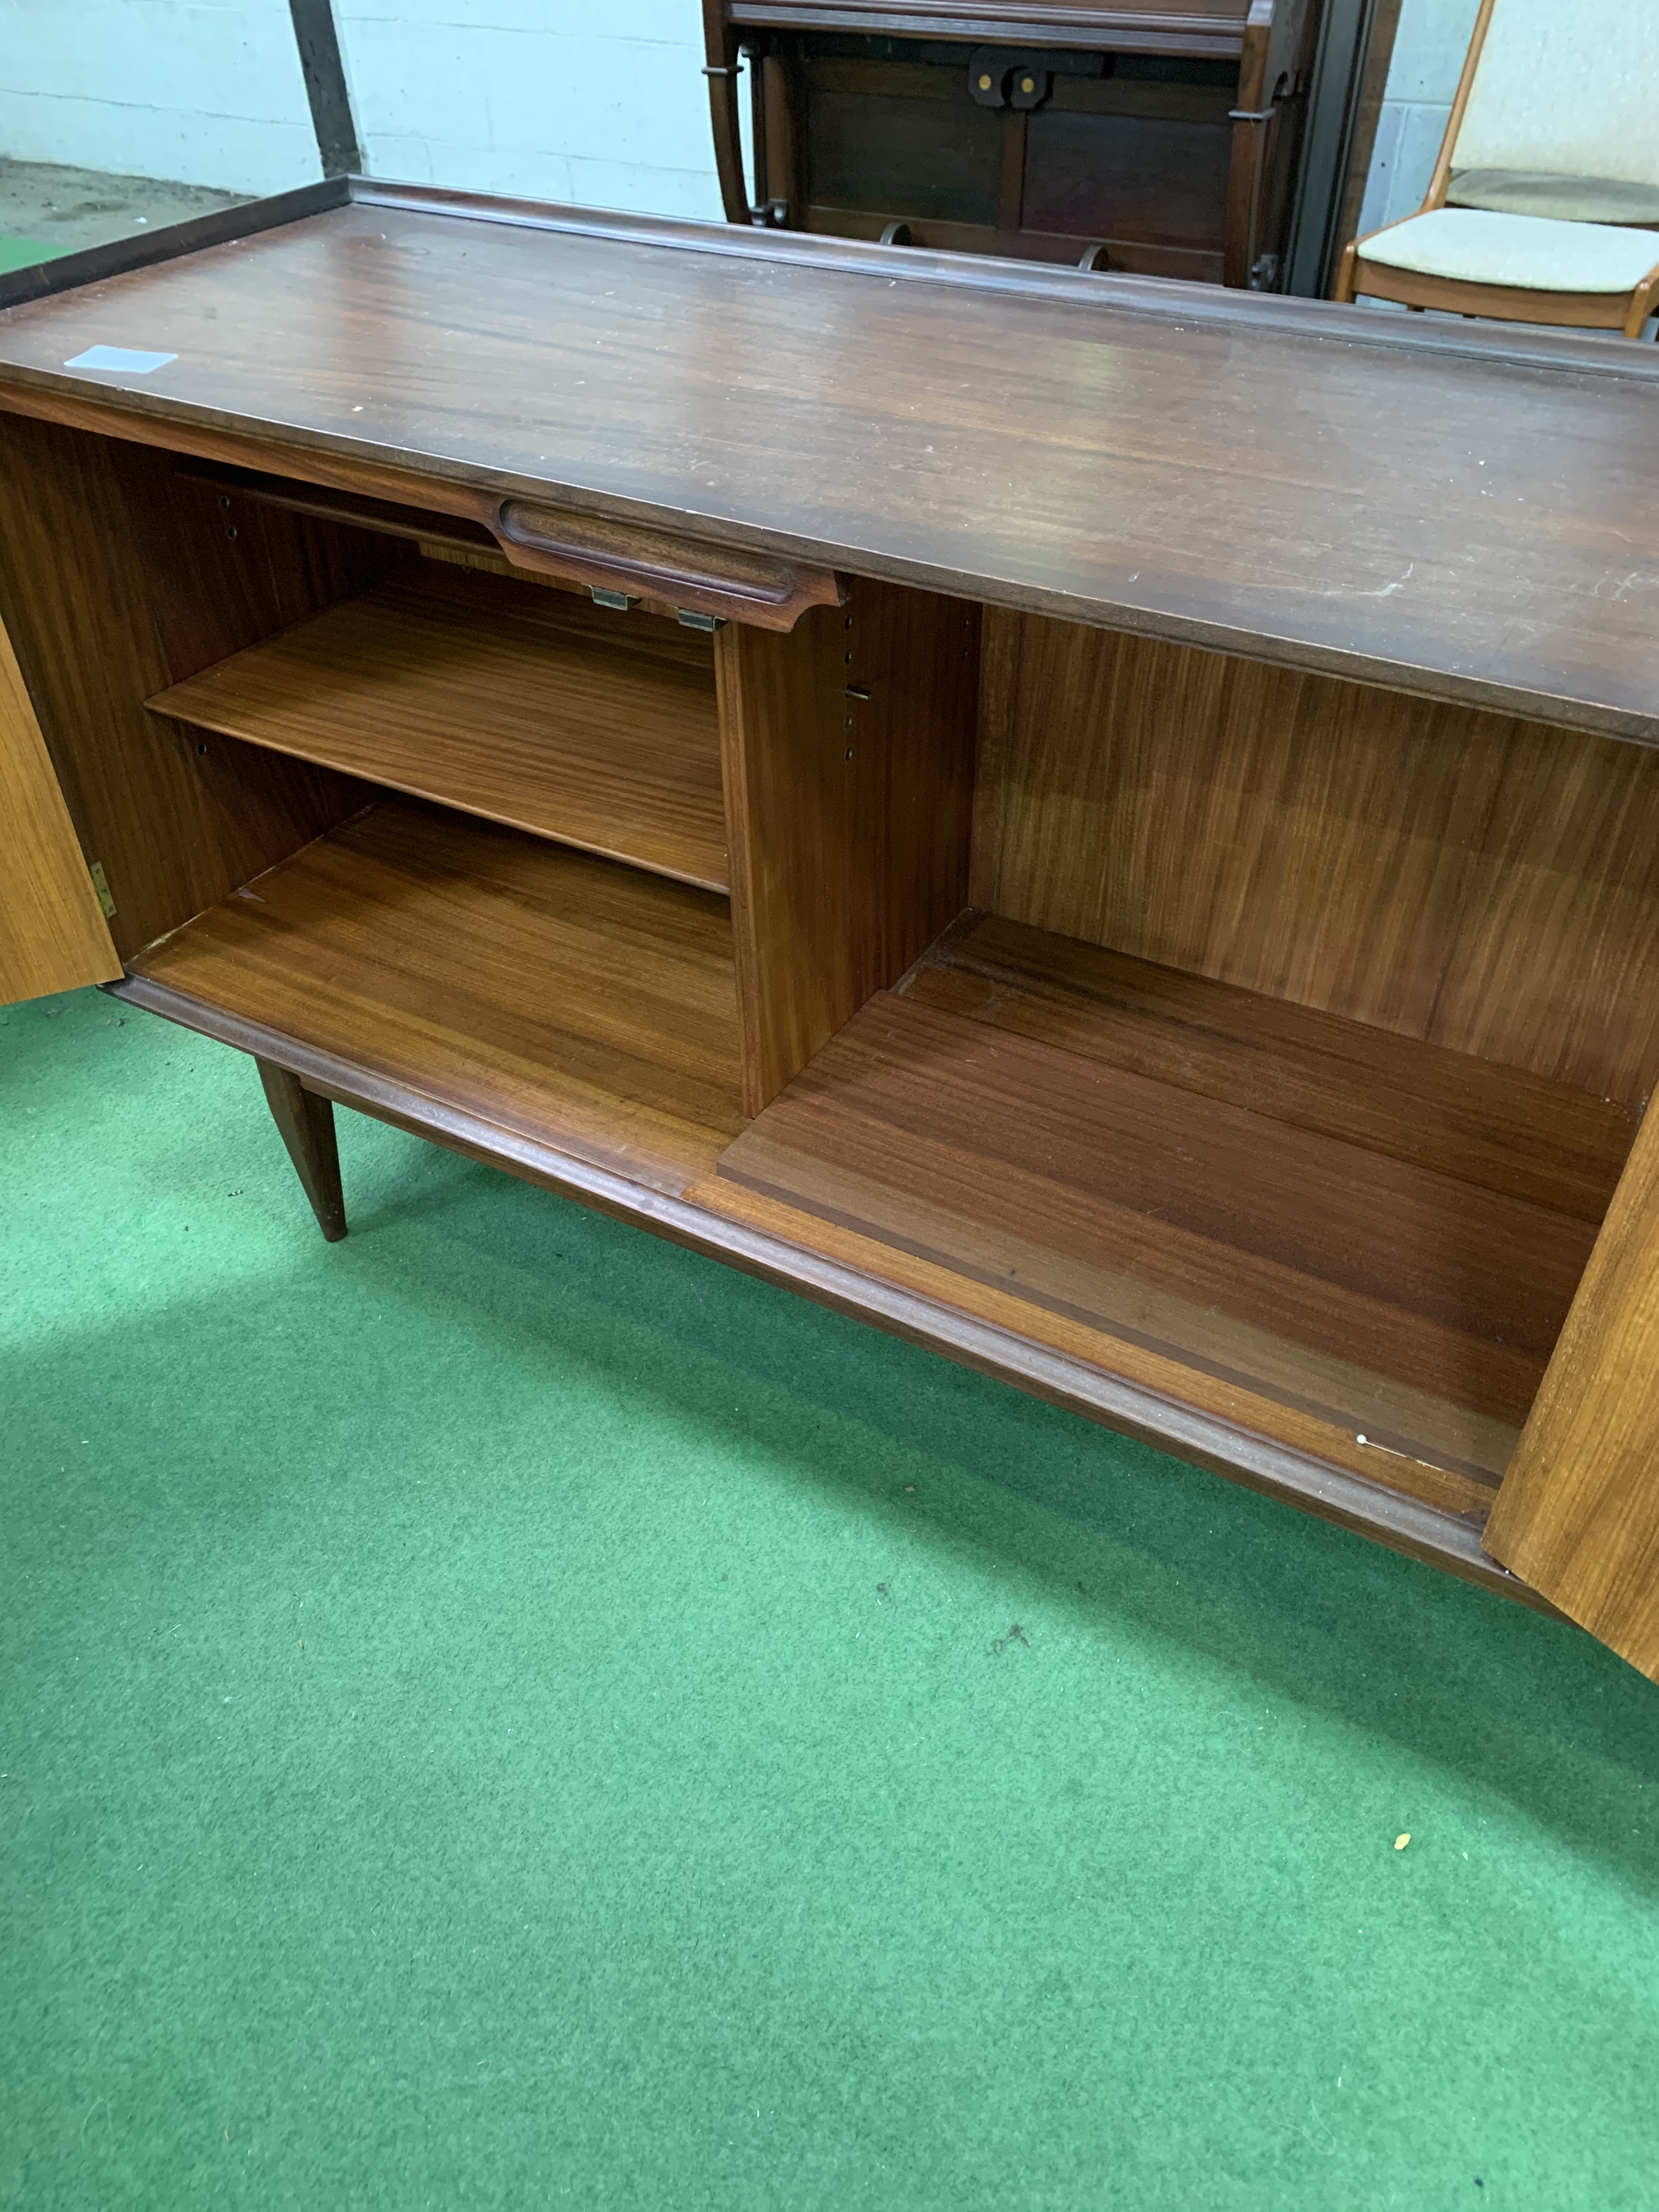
89 860 117 919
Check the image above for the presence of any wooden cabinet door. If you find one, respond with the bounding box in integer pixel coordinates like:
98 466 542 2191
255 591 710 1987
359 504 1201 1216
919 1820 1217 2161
0 611 120 1006
1485 1103 1659 1679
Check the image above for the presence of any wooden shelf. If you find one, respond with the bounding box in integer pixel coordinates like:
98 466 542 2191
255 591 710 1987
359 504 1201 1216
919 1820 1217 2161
128 798 745 1194
905 915 1639 1223
146 564 730 893
719 914 1628 1503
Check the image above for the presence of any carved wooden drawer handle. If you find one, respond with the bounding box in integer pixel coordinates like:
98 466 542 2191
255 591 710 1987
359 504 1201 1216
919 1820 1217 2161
492 500 843 631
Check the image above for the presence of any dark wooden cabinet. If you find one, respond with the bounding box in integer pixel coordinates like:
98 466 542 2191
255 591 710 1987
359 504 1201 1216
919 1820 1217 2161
703 0 1323 286
2 180 1657 1680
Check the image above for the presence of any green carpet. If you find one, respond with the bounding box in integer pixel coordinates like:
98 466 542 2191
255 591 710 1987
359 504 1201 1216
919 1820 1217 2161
0 238 57 278
3 986 1656 2210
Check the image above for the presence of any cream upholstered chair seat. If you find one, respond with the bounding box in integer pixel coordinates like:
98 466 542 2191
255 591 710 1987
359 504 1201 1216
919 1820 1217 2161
1446 170 1659 226
1362 207 1659 293
1335 0 1659 334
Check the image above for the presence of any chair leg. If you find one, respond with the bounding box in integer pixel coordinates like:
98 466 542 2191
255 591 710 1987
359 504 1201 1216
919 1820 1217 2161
256 1058 347 1241
1623 270 1659 340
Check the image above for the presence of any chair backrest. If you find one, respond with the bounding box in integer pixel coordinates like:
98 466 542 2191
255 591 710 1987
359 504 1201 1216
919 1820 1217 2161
1449 0 1659 189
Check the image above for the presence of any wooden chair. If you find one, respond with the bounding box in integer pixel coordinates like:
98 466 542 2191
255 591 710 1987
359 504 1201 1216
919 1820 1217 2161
702 0 1322 290
1335 0 1659 335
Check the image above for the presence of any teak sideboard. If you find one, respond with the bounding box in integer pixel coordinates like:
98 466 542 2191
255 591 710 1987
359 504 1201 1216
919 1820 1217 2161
1 179 1656 1679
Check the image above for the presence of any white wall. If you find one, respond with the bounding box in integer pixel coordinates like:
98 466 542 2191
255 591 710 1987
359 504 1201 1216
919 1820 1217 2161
0 0 322 195
334 0 721 219
0 0 721 218
0 0 1470 234
1356 0 1483 234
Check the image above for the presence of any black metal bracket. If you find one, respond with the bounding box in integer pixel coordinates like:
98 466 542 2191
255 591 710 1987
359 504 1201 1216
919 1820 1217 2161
967 45 1103 111
1230 72 1302 125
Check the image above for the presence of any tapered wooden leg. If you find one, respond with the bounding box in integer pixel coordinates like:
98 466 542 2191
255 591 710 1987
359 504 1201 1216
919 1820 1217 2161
255 1057 347 1241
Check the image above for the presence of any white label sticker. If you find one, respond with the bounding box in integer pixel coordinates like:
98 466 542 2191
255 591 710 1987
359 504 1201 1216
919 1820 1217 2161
65 345 178 374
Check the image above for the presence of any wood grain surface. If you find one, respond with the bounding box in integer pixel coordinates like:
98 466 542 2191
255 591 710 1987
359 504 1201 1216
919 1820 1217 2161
972 611 1659 1101
0 607 120 1004
719 989 1601 1482
256 1057 347 1241
128 799 746 1195
1484 1101 1659 1679
180 458 506 558
903 913 1638 1222
1 196 1656 745
109 959 1544 1596
495 500 842 631
758 22 1300 289
0 413 383 959
719 579 979 1112
149 564 730 891
691 1172 1500 1527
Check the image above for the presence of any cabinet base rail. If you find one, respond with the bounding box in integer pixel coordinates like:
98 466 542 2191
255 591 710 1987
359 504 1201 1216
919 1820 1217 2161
107 970 1560 1617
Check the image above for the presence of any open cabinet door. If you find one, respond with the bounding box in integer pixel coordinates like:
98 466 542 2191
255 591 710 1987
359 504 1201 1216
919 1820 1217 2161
1485 1103 1659 1679
0 610 121 1006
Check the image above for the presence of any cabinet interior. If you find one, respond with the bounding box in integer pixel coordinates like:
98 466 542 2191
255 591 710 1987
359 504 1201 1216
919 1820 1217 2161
6 408 1657 1536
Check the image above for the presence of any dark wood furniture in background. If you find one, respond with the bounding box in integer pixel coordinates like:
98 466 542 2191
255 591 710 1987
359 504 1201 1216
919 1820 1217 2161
1 179 1656 1680
1322 0 1401 287
703 0 1323 286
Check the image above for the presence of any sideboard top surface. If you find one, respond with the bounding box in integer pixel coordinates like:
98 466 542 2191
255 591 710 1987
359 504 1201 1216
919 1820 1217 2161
1 187 1655 746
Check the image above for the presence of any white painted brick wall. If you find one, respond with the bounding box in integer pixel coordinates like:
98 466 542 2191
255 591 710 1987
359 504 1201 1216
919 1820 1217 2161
0 0 321 196
1356 0 1484 236
0 0 723 219
1 0 1465 239
334 0 721 218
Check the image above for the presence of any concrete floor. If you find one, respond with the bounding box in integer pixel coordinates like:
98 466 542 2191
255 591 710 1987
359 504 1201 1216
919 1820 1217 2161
0 158 246 268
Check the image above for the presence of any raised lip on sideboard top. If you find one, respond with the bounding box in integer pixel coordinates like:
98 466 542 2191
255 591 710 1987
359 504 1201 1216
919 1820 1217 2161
4 172 1657 386
0 175 352 313
1 177 1656 754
